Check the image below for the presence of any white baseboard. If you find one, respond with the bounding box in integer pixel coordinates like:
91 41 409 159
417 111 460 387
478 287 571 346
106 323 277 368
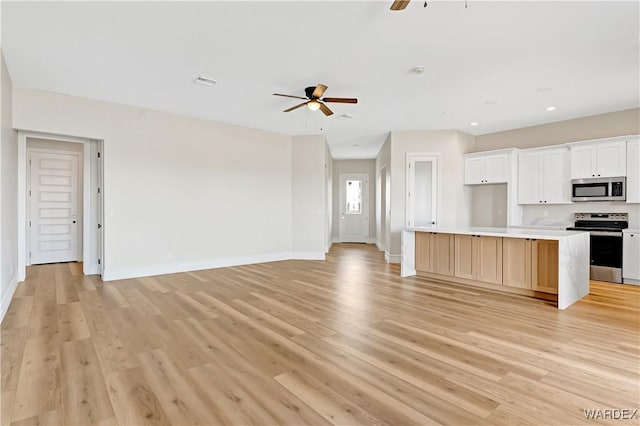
102 251 325 282
375 241 385 252
366 237 376 244
385 251 401 264
325 242 333 253
83 264 101 276
332 236 341 244
291 251 326 260
623 278 640 285
1 272 20 324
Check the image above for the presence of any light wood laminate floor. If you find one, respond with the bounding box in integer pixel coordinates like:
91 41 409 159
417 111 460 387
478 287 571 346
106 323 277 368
2 244 639 425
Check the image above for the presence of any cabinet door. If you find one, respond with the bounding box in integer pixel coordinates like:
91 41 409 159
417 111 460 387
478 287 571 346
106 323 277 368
454 234 476 279
484 155 509 183
415 232 432 272
464 158 484 184
431 233 455 276
502 238 532 289
626 140 640 203
518 152 542 204
532 239 559 294
596 141 626 177
570 145 596 179
476 236 503 284
542 149 571 203
623 232 640 280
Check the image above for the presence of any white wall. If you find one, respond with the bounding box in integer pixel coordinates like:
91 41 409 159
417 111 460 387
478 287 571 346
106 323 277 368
292 135 326 258
324 141 333 252
387 130 473 260
470 184 508 227
332 159 376 242
471 108 640 152
375 135 391 253
13 88 302 280
1 52 19 321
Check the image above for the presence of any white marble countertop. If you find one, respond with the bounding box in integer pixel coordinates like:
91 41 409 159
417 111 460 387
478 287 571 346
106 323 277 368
623 229 640 233
404 226 586 240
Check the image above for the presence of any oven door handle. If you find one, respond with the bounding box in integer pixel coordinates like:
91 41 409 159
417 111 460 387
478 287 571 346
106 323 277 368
589 231 623 237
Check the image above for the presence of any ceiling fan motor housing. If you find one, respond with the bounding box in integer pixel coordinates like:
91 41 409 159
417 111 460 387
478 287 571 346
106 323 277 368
304 86 317 99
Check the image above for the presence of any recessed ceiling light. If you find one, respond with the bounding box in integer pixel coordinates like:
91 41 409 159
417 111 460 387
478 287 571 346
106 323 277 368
484 100 498 106
411 66 425 74
195 76 217 87
546 106 556 111
537 87 552 93
470 122 479 126
352 144 359 147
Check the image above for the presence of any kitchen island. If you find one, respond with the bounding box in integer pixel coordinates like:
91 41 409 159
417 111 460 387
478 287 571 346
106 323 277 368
402 226 590 309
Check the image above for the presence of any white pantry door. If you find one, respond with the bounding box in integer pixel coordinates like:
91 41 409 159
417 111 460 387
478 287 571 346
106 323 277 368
29 151 80 264
339 173 369 243
407 154 438 227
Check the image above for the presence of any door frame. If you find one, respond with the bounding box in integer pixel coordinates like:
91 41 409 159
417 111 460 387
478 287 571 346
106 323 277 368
338 172 369 243
405 152 439 228
27 148 83 266
17 131 104 280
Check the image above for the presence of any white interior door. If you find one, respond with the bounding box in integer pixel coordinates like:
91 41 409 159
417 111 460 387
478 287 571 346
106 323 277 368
339 173 369 243
29 151 80 264
407 154 438 227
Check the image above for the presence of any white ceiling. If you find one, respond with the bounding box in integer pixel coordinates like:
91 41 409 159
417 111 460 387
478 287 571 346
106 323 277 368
3 1 639 158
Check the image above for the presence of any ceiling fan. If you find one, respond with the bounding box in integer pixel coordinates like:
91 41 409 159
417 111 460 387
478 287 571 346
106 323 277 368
273 84 357 116
390 0 411 10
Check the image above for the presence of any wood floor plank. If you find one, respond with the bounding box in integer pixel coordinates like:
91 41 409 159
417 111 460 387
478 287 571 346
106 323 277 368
10 334 60 422
137 349 224 425
2 245 638 425
58 301 91 342
104 366 171 426
60 338 115 424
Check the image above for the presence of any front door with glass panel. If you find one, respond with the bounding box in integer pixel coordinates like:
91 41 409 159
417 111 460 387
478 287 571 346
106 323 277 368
339 173 369 243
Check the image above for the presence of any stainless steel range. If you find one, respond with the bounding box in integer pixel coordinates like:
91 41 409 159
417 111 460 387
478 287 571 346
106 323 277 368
566 213 628 283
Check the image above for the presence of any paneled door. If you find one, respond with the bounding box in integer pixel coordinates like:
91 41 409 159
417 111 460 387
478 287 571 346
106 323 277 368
339 173 369 243
29 151 80 264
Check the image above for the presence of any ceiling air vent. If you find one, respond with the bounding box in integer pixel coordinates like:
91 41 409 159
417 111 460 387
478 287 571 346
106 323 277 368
195 76 218 87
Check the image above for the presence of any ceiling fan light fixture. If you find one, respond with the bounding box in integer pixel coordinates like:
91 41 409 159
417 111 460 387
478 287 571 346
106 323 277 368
307 100 321 111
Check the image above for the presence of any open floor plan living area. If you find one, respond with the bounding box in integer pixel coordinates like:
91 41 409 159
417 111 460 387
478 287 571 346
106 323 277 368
1 1 639 425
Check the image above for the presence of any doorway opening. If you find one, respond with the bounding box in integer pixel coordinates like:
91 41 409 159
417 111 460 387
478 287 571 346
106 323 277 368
18 132 103 280
406 153 438 227
339 173 369 243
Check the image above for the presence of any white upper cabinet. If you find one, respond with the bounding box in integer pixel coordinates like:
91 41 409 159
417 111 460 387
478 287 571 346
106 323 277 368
518 147 571 204
627 138 640 203
464 153 509 185
570 139 627 179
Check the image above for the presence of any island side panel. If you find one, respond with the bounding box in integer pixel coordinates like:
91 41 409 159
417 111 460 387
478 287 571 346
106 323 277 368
557 232 590 310
401 230 416 277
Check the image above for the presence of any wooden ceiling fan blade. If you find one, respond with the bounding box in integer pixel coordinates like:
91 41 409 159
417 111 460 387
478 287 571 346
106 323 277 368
311 84 328 99
273 93 308 100
321 97 358 104
319 102 334 116
390 0 410 10
284 102 309 112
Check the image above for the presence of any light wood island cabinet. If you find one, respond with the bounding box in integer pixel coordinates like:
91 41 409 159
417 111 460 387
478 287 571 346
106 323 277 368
502 237 559 294
503 237 533 289
453 234 502 284
404 227 589 309
415 232 454 276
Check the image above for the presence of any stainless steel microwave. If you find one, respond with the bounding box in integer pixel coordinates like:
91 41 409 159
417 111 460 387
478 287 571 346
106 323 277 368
571 177 626 202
